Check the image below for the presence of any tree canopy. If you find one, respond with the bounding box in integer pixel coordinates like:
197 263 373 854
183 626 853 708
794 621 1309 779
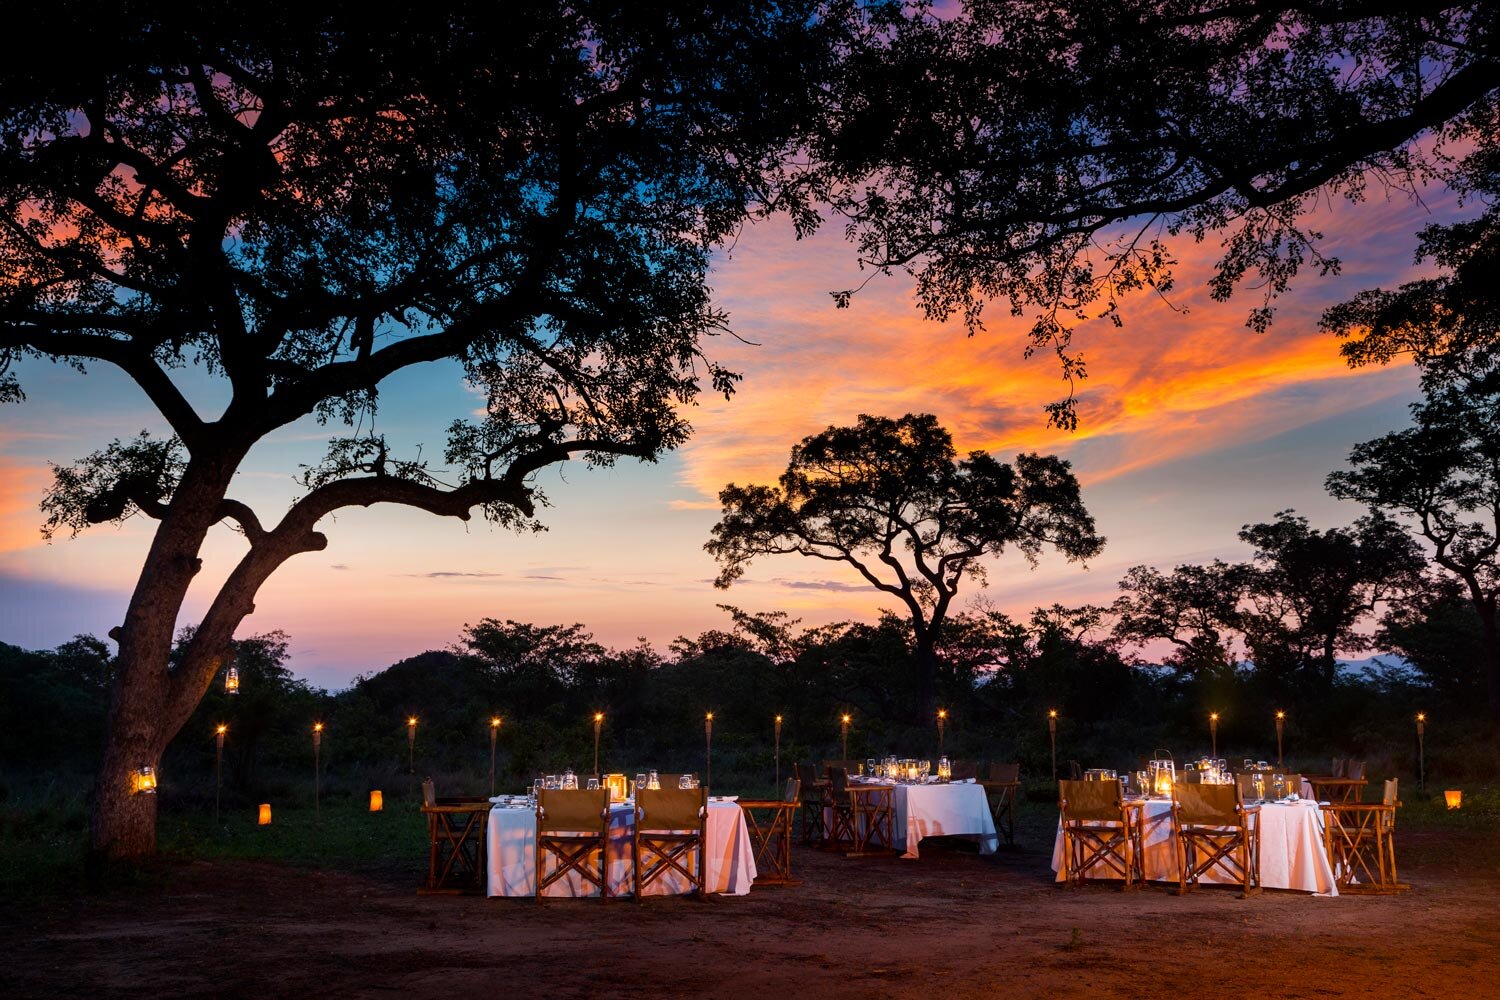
0 0 859 857
706 412 1103 712
817 1 1500 426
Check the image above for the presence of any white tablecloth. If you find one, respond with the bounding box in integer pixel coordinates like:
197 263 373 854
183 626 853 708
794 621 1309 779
486 800 757 897
1049 797 1337 895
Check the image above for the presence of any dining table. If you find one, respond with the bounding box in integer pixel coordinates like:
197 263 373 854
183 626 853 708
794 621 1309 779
839 778 1000 859
486 796 758 897
1049 794 1338 894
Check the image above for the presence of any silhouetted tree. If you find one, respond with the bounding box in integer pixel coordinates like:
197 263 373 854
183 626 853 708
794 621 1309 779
818 3 1500 426
1377 575 1490 705
0 2 860 858
707 413 1103 714
1112 561 1248 676
1237 511 1426 690
1328 388 1500 730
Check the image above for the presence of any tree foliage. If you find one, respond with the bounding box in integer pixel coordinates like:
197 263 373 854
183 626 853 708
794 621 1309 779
707 412 1103 711
817 1 1500 426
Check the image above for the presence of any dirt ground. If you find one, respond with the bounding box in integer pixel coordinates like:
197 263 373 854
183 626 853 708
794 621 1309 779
4 830 1498 1000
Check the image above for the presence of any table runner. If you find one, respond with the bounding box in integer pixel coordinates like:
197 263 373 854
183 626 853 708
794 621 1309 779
486 799 756 897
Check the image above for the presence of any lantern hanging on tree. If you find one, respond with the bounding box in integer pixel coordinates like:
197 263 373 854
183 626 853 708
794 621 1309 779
224 663 240 695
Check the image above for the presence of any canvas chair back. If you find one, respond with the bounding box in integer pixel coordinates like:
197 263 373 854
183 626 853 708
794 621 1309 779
782 777 801 803
796 762 823 789
421 777 436 808
950 760 979 781
637 786 705 833
538 788 607 834
986 762 1020 783
1067 760 1084 780
1332 757 1349 778
1383 778 1399 807
1346 760 1367 781
1181 769 1203 784
1175 782 1241 826
829 766 851 797
1235 773 1259 800
1060 779 1122 823
821 759 861 778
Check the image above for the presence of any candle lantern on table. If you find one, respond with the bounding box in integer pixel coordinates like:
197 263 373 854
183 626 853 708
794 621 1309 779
406 716 418 774
310 722 322 827
1275 711 1285 768
1047 709 1058 781
1209 712 1220 758
840 713 851 759
603 773 629 803
1416 712 1426 792
214 724 226 823
593 712 603 778
489 716 502 796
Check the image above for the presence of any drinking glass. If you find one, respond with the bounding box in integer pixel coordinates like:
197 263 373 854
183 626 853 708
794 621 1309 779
635 773 647 791
586 777 600 790
866 758 876 777
648 769 660 790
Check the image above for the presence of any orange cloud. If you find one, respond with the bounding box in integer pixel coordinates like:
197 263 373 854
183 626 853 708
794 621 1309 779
682 188 1445 502
0 457 48 555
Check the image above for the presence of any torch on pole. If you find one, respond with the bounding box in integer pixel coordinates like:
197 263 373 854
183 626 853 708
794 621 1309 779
774 715 783 790
840 713 850 760
1416 713 1426 793
1048 710 1058 782
1210 712 1220 758
406 716 417 775
214 724 226 825
705 713 714 791
937 709 947 755
313 723 323 825
1275 711 1285 768
490 717 502 796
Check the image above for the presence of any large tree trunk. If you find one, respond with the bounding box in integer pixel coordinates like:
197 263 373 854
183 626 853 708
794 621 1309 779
1479 602 1500 736
914 632 937 721
89 453 242 862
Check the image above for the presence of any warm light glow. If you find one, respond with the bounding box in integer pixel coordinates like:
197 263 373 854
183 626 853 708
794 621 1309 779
313 722 323 733
775 714 783 723
603 773 629 803
841 713 851 724
706 712 714 721
1048 709 1058 719
1275 711 1286 720
593 712 603 723
407 716 418 727
1210 712 1220 722
369 790 384 812
1445 789 1462 810
131 766 157 795
257 803 272 825
491 716 503 729
937 709 947 720
1417 713 1427 722
224 665 240 694
215 724 227 735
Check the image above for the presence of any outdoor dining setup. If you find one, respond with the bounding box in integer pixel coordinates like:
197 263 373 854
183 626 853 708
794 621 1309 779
1051 752 1407 896
797 756 1012 859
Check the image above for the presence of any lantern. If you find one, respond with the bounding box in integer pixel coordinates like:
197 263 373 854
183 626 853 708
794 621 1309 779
224 664 240 695
258 803 272 825
369 789 384 812
1445 789 1462 810
1149 758 1176 796
131 765 157 795
603 773 629 803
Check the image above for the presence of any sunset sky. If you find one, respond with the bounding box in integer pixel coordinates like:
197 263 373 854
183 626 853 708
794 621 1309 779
0 182 1453 690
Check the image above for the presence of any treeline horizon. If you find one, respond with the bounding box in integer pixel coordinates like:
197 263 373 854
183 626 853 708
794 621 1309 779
3 511 1489 809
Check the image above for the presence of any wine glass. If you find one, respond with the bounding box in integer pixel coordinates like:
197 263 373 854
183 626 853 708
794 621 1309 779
586 777 600 791
634 772 647 792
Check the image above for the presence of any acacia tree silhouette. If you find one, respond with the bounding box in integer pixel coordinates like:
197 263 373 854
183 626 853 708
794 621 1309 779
0 2 854 859
706 413 1103 715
